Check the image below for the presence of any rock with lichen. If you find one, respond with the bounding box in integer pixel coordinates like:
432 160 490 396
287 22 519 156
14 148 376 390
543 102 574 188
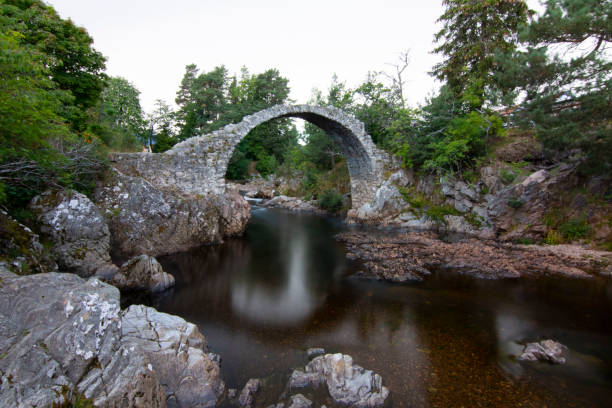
29 190 116 278
94 169 250 258
0 210 56 275
0 266 224 407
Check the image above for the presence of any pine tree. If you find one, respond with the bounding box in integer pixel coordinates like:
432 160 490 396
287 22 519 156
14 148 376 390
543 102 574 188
431 0 531 107
498 0 611 172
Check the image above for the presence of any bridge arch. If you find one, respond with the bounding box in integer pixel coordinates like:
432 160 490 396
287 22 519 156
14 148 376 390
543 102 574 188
110 105 389 211
167 105 388 208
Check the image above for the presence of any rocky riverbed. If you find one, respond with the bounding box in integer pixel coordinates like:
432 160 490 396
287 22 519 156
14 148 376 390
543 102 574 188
337 230 612 282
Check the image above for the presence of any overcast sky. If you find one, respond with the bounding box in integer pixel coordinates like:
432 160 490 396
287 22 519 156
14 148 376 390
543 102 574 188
47 0 541 113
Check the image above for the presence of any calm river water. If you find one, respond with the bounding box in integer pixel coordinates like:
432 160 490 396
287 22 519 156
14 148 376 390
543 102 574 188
152 206 612 407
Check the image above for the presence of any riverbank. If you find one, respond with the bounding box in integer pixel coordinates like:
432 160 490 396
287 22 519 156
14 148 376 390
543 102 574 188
337 230 612 282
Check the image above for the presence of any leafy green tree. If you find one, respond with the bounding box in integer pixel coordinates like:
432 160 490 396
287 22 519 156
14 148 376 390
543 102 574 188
353 72 401 146
386 85 504 173
146 99 176 153
498 0 611 173
175 65 228 139
94 76 144 151
432 0 531 107
0 30 106 209
0 0 107 130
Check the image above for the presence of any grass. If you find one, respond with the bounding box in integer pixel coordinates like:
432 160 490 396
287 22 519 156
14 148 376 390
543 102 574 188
559 218 590 241
501 169 517 185
425 204 460 225
545 229 563 245
464 211 486 228
514 237 536 245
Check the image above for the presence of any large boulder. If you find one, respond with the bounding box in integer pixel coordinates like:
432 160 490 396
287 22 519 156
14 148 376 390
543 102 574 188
121 305 225 407
29 190 117 278
112 254 175 293
0 210 56 275
289 353 389 407
94 169 250 258
0 267 225 407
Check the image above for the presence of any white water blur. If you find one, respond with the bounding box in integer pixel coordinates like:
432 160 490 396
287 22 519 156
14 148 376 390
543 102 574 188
231 227 320 325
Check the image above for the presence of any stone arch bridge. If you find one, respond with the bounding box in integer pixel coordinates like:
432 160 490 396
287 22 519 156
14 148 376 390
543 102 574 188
111 105 390 209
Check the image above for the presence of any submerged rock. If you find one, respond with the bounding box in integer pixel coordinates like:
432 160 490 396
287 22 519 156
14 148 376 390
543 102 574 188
306 347 325 358
288 393 312 408
238 378 262 407
289 353 389 407
112 254 175 293
29 190 117 278
519 340 567 364
0 267 224 407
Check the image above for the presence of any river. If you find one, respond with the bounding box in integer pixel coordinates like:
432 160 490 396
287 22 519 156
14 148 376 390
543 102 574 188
150 206 612 407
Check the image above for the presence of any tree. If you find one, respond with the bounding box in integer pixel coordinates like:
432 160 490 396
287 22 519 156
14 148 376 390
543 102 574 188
0 29 106 209
95 77 144 151
353 72 401 146
0 0 107 131
498 0 611 173
383 50 410 108
175 65 228 140
431 0 531 107
146 100 176 153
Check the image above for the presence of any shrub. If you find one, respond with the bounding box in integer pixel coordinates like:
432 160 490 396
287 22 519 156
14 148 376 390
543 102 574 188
559 218 590 241
318 190 344 213
425 204 460 225
501 169 517 184
545 230 563 245
508 199 523 209
464 212 485 228
514 237 536 245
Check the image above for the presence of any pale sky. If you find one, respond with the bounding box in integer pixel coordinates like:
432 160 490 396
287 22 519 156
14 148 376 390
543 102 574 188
47 0 542 114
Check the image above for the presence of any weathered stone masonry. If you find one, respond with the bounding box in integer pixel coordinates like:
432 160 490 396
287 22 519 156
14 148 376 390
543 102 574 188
111 104 390 209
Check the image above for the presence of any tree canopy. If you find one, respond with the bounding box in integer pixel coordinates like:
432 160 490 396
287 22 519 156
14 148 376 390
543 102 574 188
497 0 611 173
432 0 531 107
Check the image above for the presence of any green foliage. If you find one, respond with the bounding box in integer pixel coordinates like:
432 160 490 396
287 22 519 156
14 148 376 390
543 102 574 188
174 64 296 179
225 149 249 180
0 2 108 213
432 0 530 106
425 204 461 225
255 153 278 177
497 0 612 174
147 99 176 153
514 237 536 245
545 229 563 245
501 169 517 184
95 76 144 151
318 189 344 213
0 0 107 131
397 186 427 211
508 198 524 209
559 218 591 240
464 212 485 228
353 72 400 146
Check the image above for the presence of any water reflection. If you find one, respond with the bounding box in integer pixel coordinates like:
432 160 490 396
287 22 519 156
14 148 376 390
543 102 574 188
153 207 612 407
